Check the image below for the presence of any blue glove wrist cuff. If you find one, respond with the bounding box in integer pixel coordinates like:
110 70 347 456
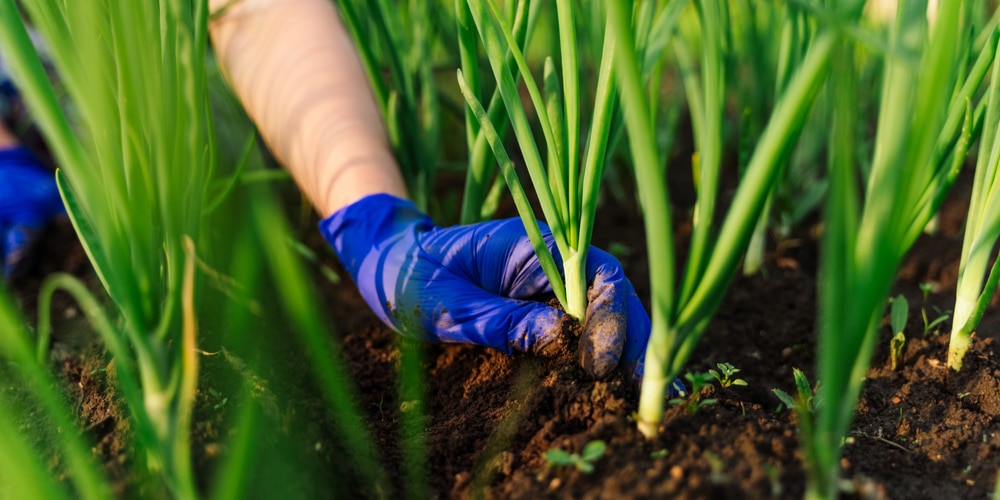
319 193 431 279
319 193 437 337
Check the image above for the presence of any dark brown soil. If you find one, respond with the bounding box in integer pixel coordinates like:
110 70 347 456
13 172 1000 499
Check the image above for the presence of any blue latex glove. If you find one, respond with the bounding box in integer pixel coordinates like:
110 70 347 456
0 146 64 278
320 193 651 381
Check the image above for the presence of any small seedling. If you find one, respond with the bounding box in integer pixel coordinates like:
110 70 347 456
709 362 748 388
607 241 633 259
889 295 908 370
772 368 820 415
922 306 951 337
919 282 934 301
669 372 718 414
207 388 229 411
890 331 906 370
764 464 783 498
704 451 727 484
544 440 607 474
650 449 668 459
919 282 950 337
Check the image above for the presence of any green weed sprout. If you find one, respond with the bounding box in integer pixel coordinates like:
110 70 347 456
457 0 622 321
609 0 855 438
772 368 820 416
709 362 748 389
924 307 951 337
812 2 992 498
669 371 718 414
949 23 1000 370
545 440 607 474
918 283 951 336
889 295 908 370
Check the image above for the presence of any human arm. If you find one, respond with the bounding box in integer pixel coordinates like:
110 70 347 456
208 0 406 217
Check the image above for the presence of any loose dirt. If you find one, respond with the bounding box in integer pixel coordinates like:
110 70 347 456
12 173 1000 499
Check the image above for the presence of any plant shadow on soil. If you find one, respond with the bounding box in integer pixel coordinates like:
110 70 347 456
11 168 1000 499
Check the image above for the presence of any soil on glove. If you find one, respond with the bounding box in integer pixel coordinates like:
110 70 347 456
12 171 1000 499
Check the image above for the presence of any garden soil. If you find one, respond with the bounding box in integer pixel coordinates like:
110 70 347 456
12 172 1000 499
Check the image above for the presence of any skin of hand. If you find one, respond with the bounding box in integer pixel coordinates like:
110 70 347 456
208 0 657 381
0 145 64 278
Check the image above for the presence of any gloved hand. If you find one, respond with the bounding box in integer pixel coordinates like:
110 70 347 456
0 147 64 278
320 193 651 381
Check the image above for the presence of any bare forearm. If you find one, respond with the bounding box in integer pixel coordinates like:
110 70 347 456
208 0 407 217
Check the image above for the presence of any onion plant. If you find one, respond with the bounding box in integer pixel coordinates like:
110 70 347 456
1 2 393 496
334 0 442 213
811 2 991 498
0 1 214 495
949 33 1000 371
457 0 540 224
608 0 860 438
0 2 400 498
0 289 110 499
460 0 691 322
728 1 822 275
456 0 620 321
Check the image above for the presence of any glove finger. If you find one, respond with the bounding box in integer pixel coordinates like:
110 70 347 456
413 278 566 355
3 223 39 279
580 249 686 396
420 217 559 300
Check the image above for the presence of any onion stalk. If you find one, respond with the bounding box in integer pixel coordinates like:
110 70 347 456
335 0 441 212
949 30 1000 371
812 2 987 497
0 1 210 494
609 0 849 439
458 0 619 321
